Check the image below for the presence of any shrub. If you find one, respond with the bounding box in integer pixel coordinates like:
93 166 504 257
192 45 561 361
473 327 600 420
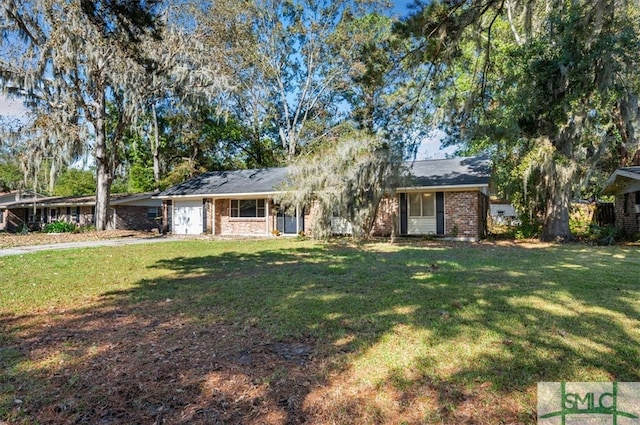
589 224 619 246
18 223 29 235
514 216 540 240
74 224 96 233
569 203 595 238
43 220 77 233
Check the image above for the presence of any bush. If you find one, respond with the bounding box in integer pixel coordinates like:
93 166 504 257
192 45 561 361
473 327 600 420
74 224 96 233
589 224 619 246
569 203 595 238
18 223 29 235
514 216 540 240
43 220 77 233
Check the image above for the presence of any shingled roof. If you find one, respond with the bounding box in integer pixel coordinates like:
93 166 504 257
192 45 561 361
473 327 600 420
402 156 490 188
156 156 491 198
3 192 159 208
156 167 290 198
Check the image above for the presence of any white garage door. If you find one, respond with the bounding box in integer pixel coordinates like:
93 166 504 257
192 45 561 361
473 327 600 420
173 200 203 235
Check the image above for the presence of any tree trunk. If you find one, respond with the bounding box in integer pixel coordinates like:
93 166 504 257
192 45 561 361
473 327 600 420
540 179 574 242
151 103 161 188
94 94 112 231
48 160 56 195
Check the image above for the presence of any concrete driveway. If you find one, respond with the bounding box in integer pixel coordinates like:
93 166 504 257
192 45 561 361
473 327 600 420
0 236 176 257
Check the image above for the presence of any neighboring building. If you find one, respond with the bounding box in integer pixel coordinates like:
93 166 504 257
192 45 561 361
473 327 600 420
395 157 490 239
1 192 161 233
155 156 491 240
602 166 640 235
0 190 42 232
489 199 518 225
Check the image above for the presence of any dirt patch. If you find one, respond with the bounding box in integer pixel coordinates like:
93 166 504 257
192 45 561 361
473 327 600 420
2 303 329 425
0 230 161 248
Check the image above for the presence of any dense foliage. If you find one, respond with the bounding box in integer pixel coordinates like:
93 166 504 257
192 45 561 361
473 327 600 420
399 0 640 241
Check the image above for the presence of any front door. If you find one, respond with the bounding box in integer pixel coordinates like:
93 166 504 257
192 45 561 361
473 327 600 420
276 207 303 234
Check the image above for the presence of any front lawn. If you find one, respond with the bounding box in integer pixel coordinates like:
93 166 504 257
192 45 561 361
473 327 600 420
1 238 639 424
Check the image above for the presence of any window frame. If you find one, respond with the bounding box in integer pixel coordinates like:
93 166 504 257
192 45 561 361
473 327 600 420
408 192 435 217
147 207 161 220
71 206 80 223
230 199 266 218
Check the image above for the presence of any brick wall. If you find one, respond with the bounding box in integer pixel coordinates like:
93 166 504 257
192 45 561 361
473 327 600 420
371 190 487 240
614 193 640 234
0 205 159 233
79 206 94 227
115 206 161 231
372 196 397 236
444 191 484 238
216 199 271 236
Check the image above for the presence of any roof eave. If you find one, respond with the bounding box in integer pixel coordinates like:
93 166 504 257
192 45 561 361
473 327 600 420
154 191 283 200
602 170 640 195
395 183 489 192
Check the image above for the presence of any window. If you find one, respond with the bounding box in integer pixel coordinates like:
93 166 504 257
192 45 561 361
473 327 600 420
147 207 161 220
624 193 629 215
408 193 435 217
230 199 265 218
72 207 80 223
0 209 3 224
28 208 42 223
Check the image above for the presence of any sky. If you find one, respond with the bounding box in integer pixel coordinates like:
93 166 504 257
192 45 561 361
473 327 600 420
391 1 415 19
0 94 27 118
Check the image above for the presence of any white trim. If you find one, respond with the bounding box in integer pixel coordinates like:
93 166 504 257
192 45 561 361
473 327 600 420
613 169 640 181
396 184 489 192
265 200 270 235
111 193 160 205
443 192 447 235
157 185 489 200
155 191 281 200
603 169 640 195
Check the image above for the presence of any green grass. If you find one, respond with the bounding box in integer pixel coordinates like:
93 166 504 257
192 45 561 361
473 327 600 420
1 238 639 423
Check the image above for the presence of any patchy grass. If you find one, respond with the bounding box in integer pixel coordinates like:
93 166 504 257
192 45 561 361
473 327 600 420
1 238 639 424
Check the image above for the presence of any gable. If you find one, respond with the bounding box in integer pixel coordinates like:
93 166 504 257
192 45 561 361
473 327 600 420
602 167 640 195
